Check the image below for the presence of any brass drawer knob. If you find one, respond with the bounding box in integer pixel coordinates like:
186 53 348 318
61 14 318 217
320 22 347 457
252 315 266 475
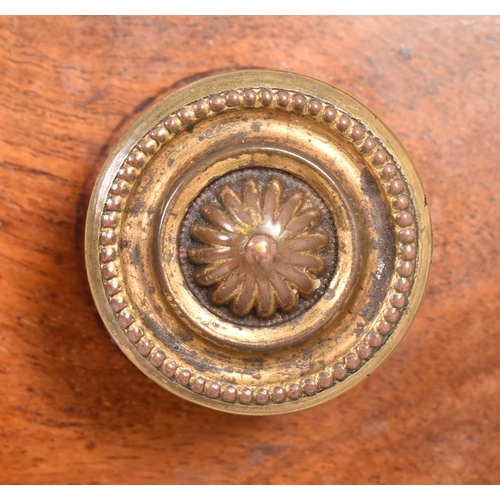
86 70 431 414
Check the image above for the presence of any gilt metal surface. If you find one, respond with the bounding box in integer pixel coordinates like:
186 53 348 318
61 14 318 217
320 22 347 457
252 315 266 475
86 70 432 414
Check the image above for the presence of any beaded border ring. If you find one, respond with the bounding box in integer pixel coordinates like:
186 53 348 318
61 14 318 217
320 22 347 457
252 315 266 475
86 70 431 414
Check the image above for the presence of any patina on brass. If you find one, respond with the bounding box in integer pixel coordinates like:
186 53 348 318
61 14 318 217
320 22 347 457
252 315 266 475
182 169 337 322
86 70 432 414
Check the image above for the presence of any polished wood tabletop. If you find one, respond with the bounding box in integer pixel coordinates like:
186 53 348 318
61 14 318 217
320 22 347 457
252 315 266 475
1 16 499 484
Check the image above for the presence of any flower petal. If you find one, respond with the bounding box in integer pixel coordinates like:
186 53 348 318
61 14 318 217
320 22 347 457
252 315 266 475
284 209 321 238
187 246 238 265
255 275 275 318
262 179 281 224
202 205 241 234
231 273 256 317
277 252 326 274
191 224 241 246
275 192 303 230
242 179 261 223
211 268 246 304
194 258 240 287
275 264 319 297
220 186 253 225
268 271 297 313
283 233 329 253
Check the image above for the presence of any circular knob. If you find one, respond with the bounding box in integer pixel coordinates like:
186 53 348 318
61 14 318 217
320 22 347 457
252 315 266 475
86 70 431 414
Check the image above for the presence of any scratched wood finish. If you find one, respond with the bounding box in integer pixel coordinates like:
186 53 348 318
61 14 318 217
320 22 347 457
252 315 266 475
1 16 499 485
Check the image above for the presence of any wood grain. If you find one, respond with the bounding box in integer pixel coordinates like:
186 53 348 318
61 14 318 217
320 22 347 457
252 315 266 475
1 16 500 484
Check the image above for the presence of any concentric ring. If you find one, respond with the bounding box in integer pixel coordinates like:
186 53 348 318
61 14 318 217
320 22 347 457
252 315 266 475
155 144 361 351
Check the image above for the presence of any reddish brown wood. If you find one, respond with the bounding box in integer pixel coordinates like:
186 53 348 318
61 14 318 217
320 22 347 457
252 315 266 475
1 16 500 484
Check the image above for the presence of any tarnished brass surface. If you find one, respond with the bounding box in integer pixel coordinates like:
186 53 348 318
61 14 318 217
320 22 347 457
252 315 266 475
86 70 432 414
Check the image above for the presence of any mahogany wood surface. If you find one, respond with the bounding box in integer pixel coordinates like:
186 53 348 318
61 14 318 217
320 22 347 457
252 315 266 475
1 16 499 485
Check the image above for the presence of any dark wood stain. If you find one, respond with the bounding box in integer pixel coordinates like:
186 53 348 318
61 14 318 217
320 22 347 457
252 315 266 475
1 16 499 485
